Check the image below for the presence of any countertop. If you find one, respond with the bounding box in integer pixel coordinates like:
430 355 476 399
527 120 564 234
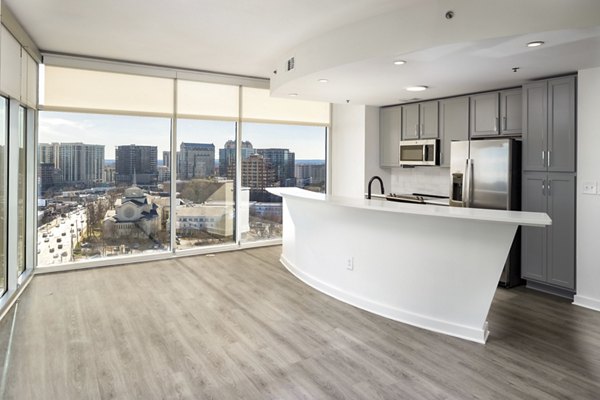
268 187 551 227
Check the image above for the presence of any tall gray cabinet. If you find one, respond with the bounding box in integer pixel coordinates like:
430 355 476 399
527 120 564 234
521 75 576 294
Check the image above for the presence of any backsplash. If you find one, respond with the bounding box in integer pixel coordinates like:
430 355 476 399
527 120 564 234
390 167 450 197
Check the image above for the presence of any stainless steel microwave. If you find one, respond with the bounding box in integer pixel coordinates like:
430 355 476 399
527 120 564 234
399 139 439 166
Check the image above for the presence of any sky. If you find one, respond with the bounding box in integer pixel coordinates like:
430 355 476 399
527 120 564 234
38 111 327 161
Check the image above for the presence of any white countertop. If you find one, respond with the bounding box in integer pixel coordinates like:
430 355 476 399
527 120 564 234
267 187 551 227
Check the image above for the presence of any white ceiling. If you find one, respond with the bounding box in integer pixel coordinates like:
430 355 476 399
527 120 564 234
5 0 600 106
4 0 413 78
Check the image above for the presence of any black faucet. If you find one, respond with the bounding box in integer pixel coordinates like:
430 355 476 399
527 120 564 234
367 176 385 199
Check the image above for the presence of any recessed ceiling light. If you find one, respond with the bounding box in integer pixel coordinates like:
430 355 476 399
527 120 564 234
527 41 544 48
406 86 428 92
318 79 329 83
288 93 299 97
393 60 406 65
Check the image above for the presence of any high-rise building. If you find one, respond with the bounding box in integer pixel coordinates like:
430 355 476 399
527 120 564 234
218 140 254 177
237 154 275 191
115 145 158 186
180 142 215 179
38 142 104 186
256 148 296 187
295 163 326 186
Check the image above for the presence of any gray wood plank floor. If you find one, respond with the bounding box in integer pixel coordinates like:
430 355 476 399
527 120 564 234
1 246 599 399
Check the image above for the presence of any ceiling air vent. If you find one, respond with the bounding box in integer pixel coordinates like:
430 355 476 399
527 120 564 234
287 57 295 71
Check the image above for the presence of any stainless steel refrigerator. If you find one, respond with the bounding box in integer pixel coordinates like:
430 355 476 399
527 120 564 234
449 138 522 287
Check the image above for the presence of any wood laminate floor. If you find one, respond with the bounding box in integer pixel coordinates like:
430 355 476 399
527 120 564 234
0 246 599 399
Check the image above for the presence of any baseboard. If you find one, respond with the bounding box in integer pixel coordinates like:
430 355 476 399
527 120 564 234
280 255 488 344
573 295 600 312
525 280 574 300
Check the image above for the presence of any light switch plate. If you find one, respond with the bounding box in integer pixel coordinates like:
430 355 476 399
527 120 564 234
583 181 598 195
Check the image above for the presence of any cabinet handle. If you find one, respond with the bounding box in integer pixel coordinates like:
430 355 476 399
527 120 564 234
542 151 545 164
542 180 546 196
415 124 419 136
548 180 551 196
503 116 507 131
548 150 551 168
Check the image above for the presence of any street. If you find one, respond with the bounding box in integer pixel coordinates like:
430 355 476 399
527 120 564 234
37 207 88 266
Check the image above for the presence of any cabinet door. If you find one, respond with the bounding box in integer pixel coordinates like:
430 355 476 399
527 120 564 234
401 103 419 140
521 172 547 282
522 81 548 172
546 173 575 289
419 101 439 139
439 97 469 167
379 106 401 166
500 89 522 135
470 92 499 137
547 76 576 173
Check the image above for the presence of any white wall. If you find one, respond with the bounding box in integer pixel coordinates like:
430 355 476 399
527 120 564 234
574 67 600 311
330 104 366 198
331 104 391 198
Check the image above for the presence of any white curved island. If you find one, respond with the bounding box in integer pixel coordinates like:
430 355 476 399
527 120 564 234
267 188 551 344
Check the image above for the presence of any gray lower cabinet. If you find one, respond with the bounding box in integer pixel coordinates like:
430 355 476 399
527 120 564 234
522 171 575 290
379 106 401 166
439 97 469 167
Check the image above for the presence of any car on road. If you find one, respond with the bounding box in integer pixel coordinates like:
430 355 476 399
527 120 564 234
42 233 48 238
44 238 49 243
57 238 62 243
53 254 59 259
61 232 66 236
49 248 55 253
61 252 68 257
58 244 63 249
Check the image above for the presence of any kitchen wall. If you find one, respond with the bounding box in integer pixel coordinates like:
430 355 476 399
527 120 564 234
330 103 366 198
574 66 600 312
389 167 449 197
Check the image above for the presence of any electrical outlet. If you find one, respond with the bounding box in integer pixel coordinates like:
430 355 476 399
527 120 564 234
346 257 354 271
583 181 598 195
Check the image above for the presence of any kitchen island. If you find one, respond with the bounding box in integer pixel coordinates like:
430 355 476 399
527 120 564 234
267 187 551 343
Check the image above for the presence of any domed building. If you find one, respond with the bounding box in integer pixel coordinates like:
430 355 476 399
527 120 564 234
103 185 160 239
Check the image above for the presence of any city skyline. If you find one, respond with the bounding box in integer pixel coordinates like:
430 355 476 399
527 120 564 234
39 111 327 160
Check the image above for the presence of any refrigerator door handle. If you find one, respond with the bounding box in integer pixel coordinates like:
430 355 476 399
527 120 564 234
467 159 474 207
463 159 472 207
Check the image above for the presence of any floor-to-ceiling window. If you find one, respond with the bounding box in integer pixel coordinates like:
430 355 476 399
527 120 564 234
37 112 172 266
0 97 7 293
240 122 327 242
175 119 237 250
35 63 330 269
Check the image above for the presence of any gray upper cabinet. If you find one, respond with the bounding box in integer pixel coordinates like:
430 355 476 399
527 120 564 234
522 81 548 171
379 106 402 166
521 172 575 290
401 103 420 140
547 76 576 173
471 89 522 137
470 92 499 137
439 97 469 167
419 101 439 139
401 102 439 140
523 76 576 173
500 89 522 136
